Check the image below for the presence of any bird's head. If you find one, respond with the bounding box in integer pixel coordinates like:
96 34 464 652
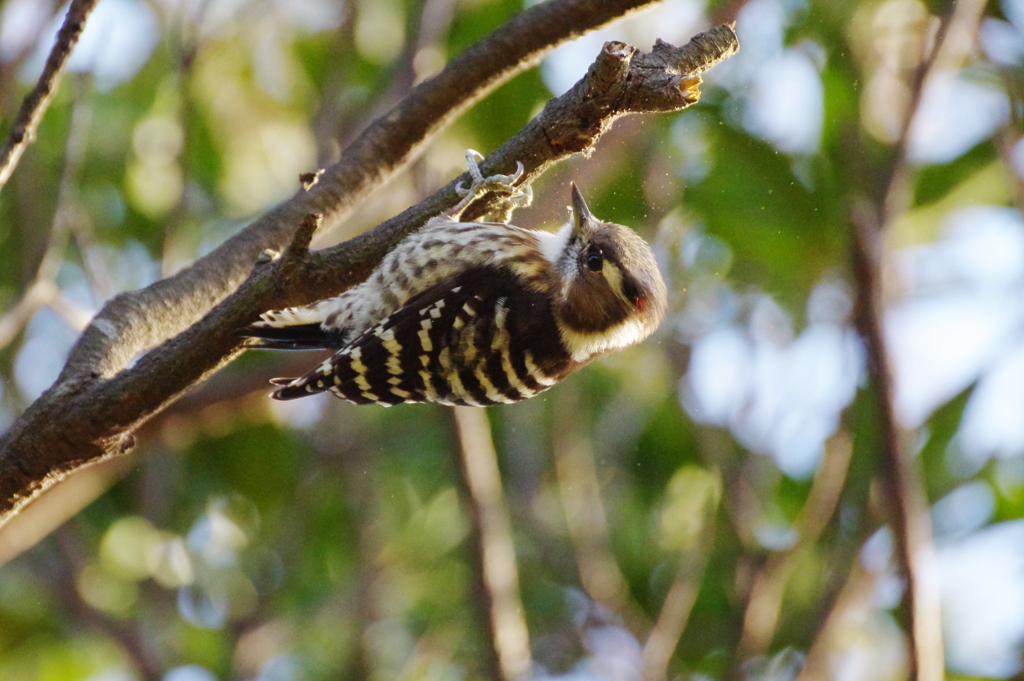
554 184 667 360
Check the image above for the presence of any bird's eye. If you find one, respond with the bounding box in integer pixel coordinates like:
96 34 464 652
586 251 603 272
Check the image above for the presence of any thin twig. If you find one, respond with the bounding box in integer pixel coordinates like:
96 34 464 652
640 509 717 681
0 280 58 350
60 73 112 298
0 0 100 192
552 387 648 632
48 524 163 681
0 74 94 350
347 0 442 137
735 432 854 660
794 557 887 681
996 127 1024 215
453 407 532 681
851 204 942 681
412 0 460 84
881 0 987 223
46 293 94 331
852 2 985 678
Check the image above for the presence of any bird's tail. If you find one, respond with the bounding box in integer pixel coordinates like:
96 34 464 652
241 299 347 350
239 323 341 350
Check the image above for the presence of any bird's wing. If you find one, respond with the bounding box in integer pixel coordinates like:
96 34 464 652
269 267 566 406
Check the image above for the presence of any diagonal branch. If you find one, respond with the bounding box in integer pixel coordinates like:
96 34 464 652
641 513 716 681
57 0 671 387
794 554 887 681
0 0 100 191
0 74 95 352
880 0 988 223
552 387 649 633
0 22 739 536
735 432 854 660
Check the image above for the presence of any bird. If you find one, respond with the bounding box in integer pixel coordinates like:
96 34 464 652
242 151 667 407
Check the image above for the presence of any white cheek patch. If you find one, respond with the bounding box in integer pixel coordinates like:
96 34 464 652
600 260 632 306
558 318 650 363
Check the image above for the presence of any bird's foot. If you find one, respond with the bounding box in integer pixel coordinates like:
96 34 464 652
446 149 533 222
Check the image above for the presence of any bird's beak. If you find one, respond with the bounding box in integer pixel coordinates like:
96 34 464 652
571 183 594 235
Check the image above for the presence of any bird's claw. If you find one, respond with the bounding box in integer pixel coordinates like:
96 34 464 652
448 149 532 221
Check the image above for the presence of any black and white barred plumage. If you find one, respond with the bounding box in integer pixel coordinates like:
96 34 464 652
244 164 666 407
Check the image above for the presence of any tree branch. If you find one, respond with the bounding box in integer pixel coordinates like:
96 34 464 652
0 20 739 533
552 387 648 633
1 75 94 353
735 432 854 660
453 407 532 681
0 0 100 192
850 203 942 681
847 1 985 677
794 555 887 681
880 0 988 223
640 513 716 681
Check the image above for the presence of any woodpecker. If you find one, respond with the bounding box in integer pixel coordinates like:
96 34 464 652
244 152 666 407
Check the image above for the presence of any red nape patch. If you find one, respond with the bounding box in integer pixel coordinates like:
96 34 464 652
634 295 646 312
